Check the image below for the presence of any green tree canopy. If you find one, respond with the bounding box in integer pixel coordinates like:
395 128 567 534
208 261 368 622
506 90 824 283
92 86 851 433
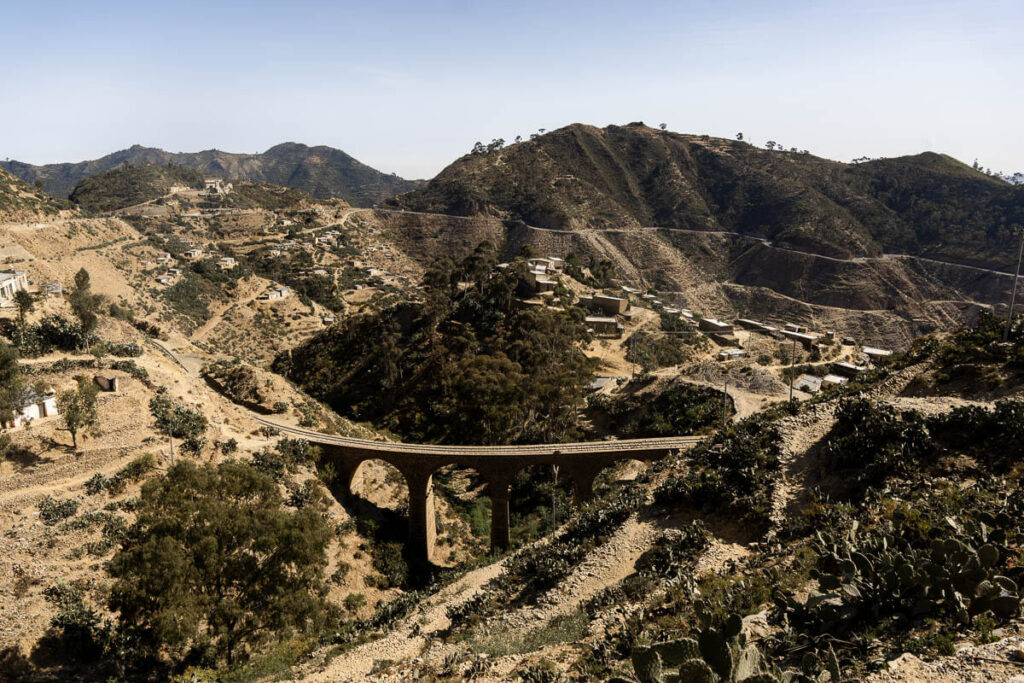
0 342 23 426
149 386 208 458
13 289 34 326
69 268 102 336
107 460 332 667
58 376 99 448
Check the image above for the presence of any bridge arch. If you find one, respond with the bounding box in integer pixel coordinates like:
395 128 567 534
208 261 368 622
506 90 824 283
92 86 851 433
258 418 703 563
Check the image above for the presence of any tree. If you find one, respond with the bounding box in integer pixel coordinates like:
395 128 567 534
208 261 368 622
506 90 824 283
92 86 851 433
69 268 101 336
736 132 744 141
149 387 208 461
659 123 667 131
107 460 331 667
13 290 34 326
58 377 99 449
765 140 777 151
0 343 23 426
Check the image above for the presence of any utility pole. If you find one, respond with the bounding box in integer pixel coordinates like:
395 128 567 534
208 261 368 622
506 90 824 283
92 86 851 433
721 377 729 429
788 337 797 401
552 465 559 530
1004 225 1024 342
630 334 636 379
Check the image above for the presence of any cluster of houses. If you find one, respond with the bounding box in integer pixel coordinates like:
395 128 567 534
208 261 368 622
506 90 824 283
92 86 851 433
151 248 238 285
202 178 233 197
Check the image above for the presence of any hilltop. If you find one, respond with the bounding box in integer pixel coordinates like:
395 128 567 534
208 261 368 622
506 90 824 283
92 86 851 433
68 164 205 213
3 142 422 207
391 122 1023 269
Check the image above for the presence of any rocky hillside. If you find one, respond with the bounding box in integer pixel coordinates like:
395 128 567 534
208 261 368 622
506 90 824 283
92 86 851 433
391 123 1023 268
0 168 69 221
3 143 421 207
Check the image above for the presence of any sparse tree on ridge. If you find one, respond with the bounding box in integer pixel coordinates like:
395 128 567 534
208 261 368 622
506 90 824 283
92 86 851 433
659 123 667 131
149 387 208 461
69 268 102 337
13 290 34 326
0 343 23 427
59 376 99 449
736 132 744 141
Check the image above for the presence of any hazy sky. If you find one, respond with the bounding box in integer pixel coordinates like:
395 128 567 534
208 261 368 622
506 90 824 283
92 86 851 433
1 0 1021 179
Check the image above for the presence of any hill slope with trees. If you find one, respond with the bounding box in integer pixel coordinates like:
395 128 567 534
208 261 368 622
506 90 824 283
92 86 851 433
391 123 1023 268
68 164 205 213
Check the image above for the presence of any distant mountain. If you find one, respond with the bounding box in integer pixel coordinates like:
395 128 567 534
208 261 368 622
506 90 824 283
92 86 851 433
3 143 422 207
391 122 1023 269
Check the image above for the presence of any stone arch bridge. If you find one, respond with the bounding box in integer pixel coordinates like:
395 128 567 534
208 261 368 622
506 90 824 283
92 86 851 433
254 418 704 561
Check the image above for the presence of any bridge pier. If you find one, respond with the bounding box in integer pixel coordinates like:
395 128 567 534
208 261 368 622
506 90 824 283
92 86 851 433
562 462 605 505
487 478 511 552
405 470 436 563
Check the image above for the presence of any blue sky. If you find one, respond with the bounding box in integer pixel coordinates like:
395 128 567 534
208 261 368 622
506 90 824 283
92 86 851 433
1 0 1020 178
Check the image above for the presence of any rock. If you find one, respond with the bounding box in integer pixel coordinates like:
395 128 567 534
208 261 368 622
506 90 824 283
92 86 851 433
886 652 919 670
1009 648 1024 663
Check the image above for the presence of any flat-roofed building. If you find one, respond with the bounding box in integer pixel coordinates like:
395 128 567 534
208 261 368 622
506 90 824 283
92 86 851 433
699 317 734 334
585 316 623 338
588 294 628 315
862 346 893 361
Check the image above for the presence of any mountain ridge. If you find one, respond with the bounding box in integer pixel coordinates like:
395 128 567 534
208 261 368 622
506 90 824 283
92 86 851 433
2 142 422 207
390 122 1023 269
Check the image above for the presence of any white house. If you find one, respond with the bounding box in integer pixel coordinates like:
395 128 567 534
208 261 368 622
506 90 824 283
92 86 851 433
0 270 28 305
4 386 58 428
258 286 292 301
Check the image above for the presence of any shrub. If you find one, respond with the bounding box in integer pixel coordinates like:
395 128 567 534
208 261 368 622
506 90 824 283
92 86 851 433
38 496 79 525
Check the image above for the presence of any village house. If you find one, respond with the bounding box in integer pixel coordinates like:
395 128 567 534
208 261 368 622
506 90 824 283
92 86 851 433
781 328 820 348
832 361 868 377
43 282 62 297
203 178 233 195
182 248 204 260
698 318 734 334
526 267 557 294
218 257 237 271
717 347 747 361
794 374 823 393
586 294 629 316
585 316 624 338
156 251 173 263
0 270 28 305
862 346 893 362
4 386 58 428
258 286 292 301
156 276 172 285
